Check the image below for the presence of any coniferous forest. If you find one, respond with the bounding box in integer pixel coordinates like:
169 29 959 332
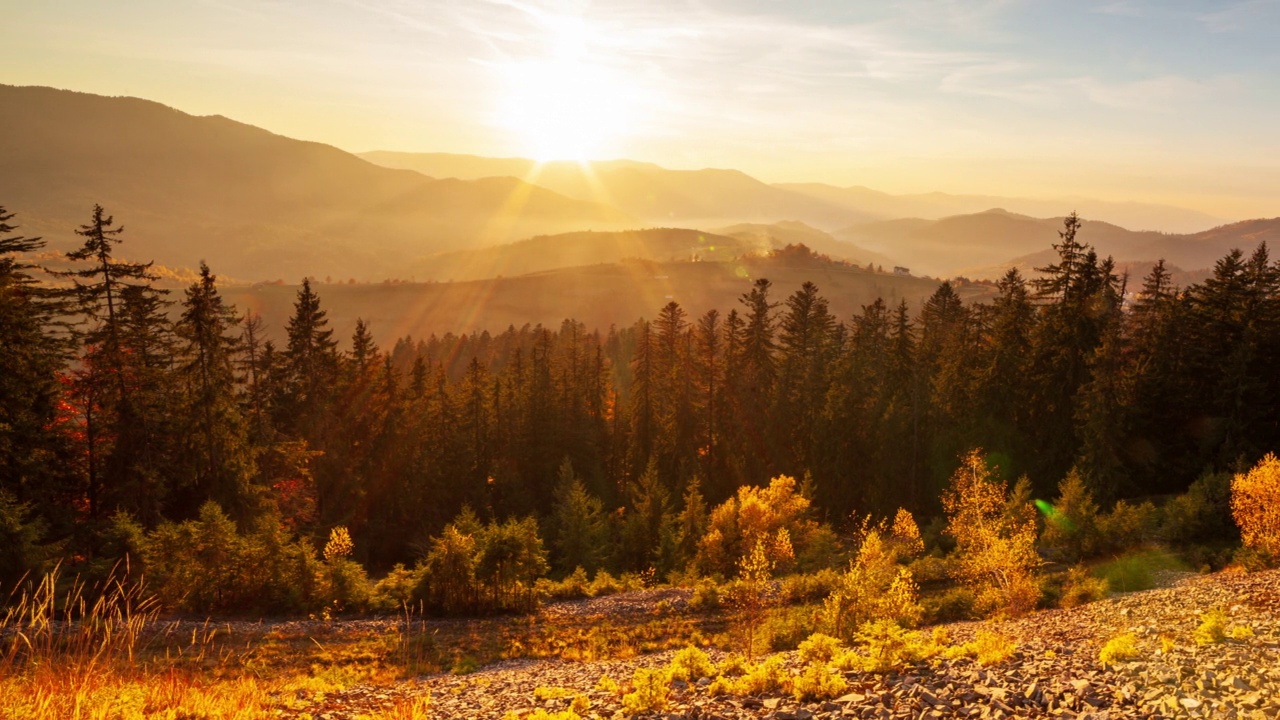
2 203 1279 614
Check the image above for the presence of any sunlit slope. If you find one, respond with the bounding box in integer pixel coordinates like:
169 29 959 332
836 209 1280 279
409 224 898 282
0 85 633 281
780 182 1222 235
223 256 992 344
714 221 899 269
410 228 749 282
360 151 877 229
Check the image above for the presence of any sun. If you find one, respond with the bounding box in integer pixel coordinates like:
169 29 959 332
495 16 636 162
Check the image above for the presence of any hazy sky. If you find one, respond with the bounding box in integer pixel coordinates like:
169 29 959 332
5 0 1280 219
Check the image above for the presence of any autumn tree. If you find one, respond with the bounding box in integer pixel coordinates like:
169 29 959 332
942 449 1040 617
1231 453 1280 563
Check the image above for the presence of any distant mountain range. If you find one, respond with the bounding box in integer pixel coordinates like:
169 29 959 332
0 85 632 281
3 84 1277 309
835 208 1280 279
360 151 1226 235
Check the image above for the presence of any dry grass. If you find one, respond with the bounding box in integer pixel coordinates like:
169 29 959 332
0 568 724 719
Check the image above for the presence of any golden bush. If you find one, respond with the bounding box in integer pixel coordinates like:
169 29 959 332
1231 453 1280 560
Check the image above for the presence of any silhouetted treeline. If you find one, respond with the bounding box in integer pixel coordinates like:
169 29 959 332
3 205 1279 583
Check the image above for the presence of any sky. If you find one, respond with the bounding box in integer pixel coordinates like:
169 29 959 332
4 0 1280 220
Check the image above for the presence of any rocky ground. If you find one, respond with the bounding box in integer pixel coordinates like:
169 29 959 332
287 569 1280 719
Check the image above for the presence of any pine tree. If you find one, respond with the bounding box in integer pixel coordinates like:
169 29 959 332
0 206 75 528
174 262 256 520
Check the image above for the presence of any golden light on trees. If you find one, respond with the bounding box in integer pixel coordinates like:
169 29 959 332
942 449 1041 618
1231 452 1280 560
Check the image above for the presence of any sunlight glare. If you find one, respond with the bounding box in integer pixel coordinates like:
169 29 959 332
496 15 636 162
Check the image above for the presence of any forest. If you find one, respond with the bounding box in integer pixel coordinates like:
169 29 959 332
2 202 1279 616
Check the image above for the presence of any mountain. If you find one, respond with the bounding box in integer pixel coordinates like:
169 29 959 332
957 218 1280 285
411 228 747 282
778 183 1224 235
0 85 633 281
838 209 1280 280
713 221 898 269
360 151 881 229
222 255 996 346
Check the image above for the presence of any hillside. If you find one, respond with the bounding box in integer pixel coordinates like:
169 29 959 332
0 85 633 281
779 182 1224 235
836 209 1280 279
222 255 992 345
409 228 747 282
714 221 899 268
360 151 880 229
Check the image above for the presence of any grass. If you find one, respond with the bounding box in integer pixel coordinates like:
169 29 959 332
0 566 728 719
1093 548 1189 593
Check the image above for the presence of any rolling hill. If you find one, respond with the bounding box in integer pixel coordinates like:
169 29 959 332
779 182 1224 235
835 209 1280 279
359 151 881 230
0 85 633 281
222 255 995 346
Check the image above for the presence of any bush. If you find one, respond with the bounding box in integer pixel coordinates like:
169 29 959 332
1059 565 1109 608
419 512 549 615
588 570 624 597
761 605 822 652
792 662 848 701
1195 608 1228 645
687 578 721 612
1162 471 1235 545
1098 633 1140 665
326 557 372 612
1231 453 1280 562
942 450 1041 619
1097 500 1157 554
144 502 326 614
667 646 715 682
965 630 1017 666
370 563 424 613
797 633 842 664
778 568 840 605
1094 549 1187 593
621 667 670 715
538 566 591 601
1040 470 1100 562
697 476 820 576
821 519 922 641
922 586 975 624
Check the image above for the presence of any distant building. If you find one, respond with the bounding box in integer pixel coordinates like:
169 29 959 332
893 266 911 276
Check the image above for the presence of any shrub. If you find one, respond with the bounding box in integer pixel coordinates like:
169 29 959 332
621 667 670 715
792 661 848 701
696 476 820 576
325 557 372 612
144 502 326 614
1230 624 1254 640
1231 453 1280 562
1162 471 1234 545
967 630 1017 666
667 646 716 682
419 512 549 615
717 653 748 677
821 520 922 642
1097 500 1157 554
1059 565 1109 608
778 568 840 605
942 450 1041 618
797 633 842 664
370 563 424 613
538 566 591 601
588 570 624 597
1098 633 1140 665
1094 549 1187 593
733 656 793 696
1040 470 1100 562
595 675 620 693
687 578 721 612
1194 608 1228 645
761 604 822 652
855 620 915 673
922 586 975 624
727 539 775 657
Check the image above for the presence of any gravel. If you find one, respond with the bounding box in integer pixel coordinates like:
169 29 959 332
283 569 1280 719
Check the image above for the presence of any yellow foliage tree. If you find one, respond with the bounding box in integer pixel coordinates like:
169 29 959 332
1231 453 1280 560
697 475 817 575
822 513 922 642
942 449 1041 617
